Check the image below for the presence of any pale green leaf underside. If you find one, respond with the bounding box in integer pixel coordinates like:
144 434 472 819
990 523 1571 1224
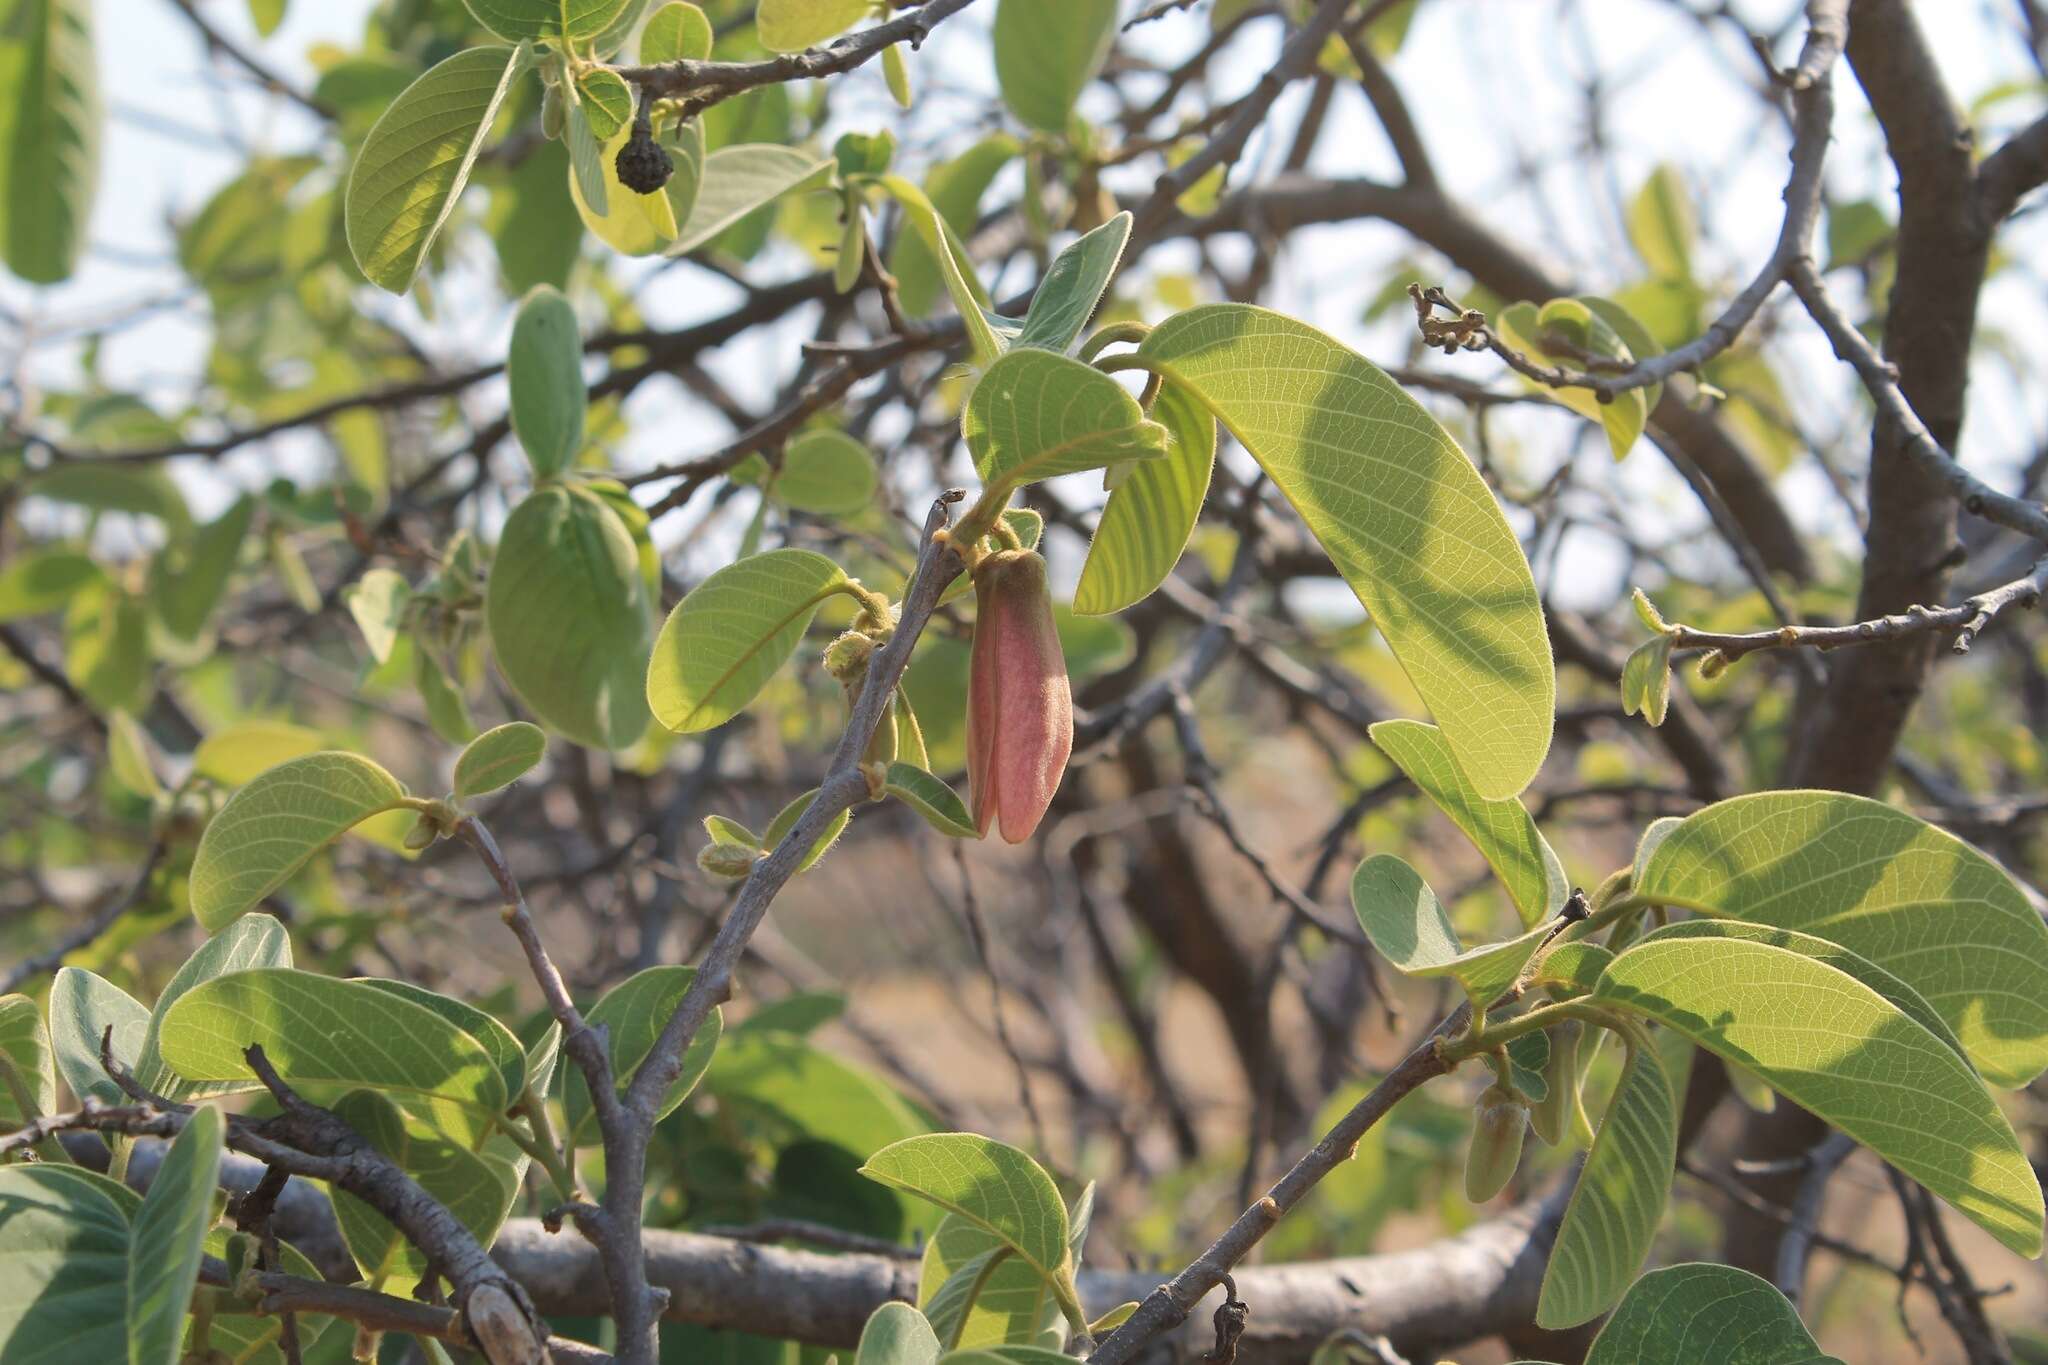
137 913 293 1101
1015 213 1130 354
48 968 148 1108
345 45 525 293
188 751 408 931
564 965 723 1141
856 1300 944 1365
883 174 1003 367
1595 938 2043 1256
126 1106 223 1365
1583 1262 1841 1364
454 721 549 800
509 285 586 480
921 1217 1058 1350
886 764 977 839
1074 378 1215 616
157 968 508 1134
1635 790 2048 1087
1371 718 1565 927
1349 854 1548 1008
863 1133 1069 1278
462 0 637 40
889 136 1017 318
964 347 1167 491
0 1165 131 1363
647 547 846 734
330 1090 514 1284
1136 305 1554 800
669 145 833 255
1536 1040 1678 1328
358 979 529 1104
0 995 56 1126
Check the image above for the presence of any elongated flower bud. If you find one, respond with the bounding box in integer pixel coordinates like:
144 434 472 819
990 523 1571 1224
966 549 1073 843
1465 1083 1527 1203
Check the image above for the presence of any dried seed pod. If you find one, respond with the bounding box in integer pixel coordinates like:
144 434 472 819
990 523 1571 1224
1464 1083 1528 1202
615 125 674 194
1530 1019 1581 1146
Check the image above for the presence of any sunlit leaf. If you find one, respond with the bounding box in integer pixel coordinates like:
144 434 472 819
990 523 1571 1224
964 348 1167 492
992 0 1114 134
863 1134 1069 1278
646 547 847 734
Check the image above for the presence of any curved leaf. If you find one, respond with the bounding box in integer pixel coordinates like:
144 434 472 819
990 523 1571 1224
862 1134 1069 1278
0 995 56 1127
509 286 586 479
881 175 1006 366
48 967 147 1108
188 752 409 931
1349 854 1548 1009
487 484 652 751
1136 305 1554 800
964 348 1167 491
357 980 528 1104
856 1301 943 1365
453 721 548 800
570 117 681 254
886 764 976 839
128 1106 223 1365
1536 1038 1678 1328
670 144 832 255
1583 1262 1840 1364
647 547 847 734
137 912 293 1101
462 0 636 42
345 45 526 293
564 965 723 1142
770 429 879 515
0 0 100 283
1015 213 1130 353
0 1164 130 1362
889 136 1018 318
1073 378 1215 615
1594 936 2043 1256
1633 790 2048 1086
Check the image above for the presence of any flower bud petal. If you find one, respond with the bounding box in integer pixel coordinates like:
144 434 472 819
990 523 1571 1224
966 550 1073 844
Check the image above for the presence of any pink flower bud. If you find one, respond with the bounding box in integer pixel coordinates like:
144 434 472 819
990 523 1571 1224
966 549 1073 843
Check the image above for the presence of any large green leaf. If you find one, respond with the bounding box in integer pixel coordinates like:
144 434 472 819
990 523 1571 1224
856 1302 944 1365
509 285 586 480
48 967 148 1107
156 969 508 1140
758 0 868 51
1535 1038 1678 1328
991 0 1115 134
862 1134 1069 1278
1594 937 2044 1256
188 752 410 931
964 348 1167 492
646 547 847 734
563 965 723 1143
1349 854 1549 1010
0 0 99 283
345 45 525 293
0 995 55 1127
890 136 1018 318
1370 719 1565 927
1136 305 1554 800
1073 378 1214 616
137 913 293 1101
453 721 548 800
1633 790 2048 1087
920 1214 1060 1349
329 1090 516 1285
462 0 637 39
192 720 323 787
1015 214 1130 353
487 484 652 751
669 144 833 254
357 980 529 1104
0 1165 131 1362
1580 1262 1841 1365
127 1106 223 1365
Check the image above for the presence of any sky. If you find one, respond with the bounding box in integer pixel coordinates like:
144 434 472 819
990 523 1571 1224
5 0 2046 612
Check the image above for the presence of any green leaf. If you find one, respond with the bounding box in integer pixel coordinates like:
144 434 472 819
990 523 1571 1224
886 763 977 839
1633 790 2048 1087
157 969 509 1140
884 41 911 107
1496 298 1648 461
345 45 526 293
770 430 878 514
105 710 162 800
856 1302 943 1365
0 0 100 283
0 994 56 1127
862 1134 1070 1278
0 548 101 622
564 98 608 216
137 913 293 1102
571 117 680 255
192 721 323 787
1531 942 1613 996
670 145 833 254
453 721 548 800
413 643 477 744
992 0 1115 134
1348 854 1550 1010
462 0 636 41
660 116 706 234
65 582 147 713
487 484 652 751
127 1105 223 1365
329 1090 516 1284
1626 163 1696 282
1582 1262 1841 1364
48 968 148 1107
152 494 252 642
357 980 529 1104
1071 378 1214 615
563 965 723 1142
188 752 410 931
344 568 410 665
1370 719 1565 927
921 1216 1059 1349
646 547 847 734
1014 214 1130 353
882 175 1006 367
964 348 1167 492
1619 633 1673 726
758 0 869 52
509 285 586 480
1535 1037 1678 1329
0 1164 131 1361
1137 305 1554 800
1593 936 2043 1256
576 68 634 141
247 0 286 34
889 137 1018 318
705 1029 925 1162
640 2 712 62
761 789 850 872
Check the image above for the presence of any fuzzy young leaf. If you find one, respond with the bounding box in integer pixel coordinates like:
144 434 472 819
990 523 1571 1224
1137 305 1554 800
647 548 848 734
1014 213 1130 353
889 137 1017 317
509 285 586 479
882 175 1007 366
346 45 526 293
188 752 409 930
1619 633 1674 726
1496 298 1648 460
886 764 977 839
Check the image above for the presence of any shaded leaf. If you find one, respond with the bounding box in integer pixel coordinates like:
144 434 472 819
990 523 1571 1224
509 285 586 480
564 965 723 1142
1073 378 1215 616
964 348 1167 492
127 1106 223 1365
1015 213 1130 353
454 721 548 800
1349 854 1549 1010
